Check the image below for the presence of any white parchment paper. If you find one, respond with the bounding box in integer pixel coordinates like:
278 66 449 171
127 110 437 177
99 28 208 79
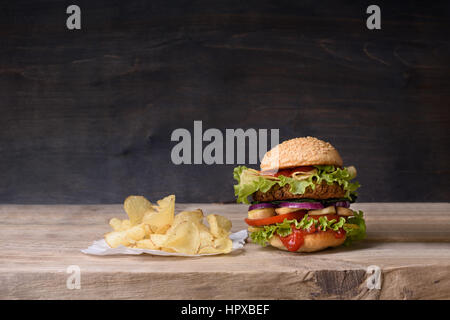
81 229 248 257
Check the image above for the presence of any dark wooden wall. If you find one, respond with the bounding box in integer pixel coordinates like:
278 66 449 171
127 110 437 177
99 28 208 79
0 0 449 203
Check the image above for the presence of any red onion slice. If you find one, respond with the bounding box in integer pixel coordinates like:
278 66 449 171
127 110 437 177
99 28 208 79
248 203 276 211
277 202 324 210
334 201 350 208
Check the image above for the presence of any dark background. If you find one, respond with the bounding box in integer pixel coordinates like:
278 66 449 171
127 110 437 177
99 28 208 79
0 0 449 203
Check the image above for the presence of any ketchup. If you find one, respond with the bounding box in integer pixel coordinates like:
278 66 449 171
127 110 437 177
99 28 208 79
279 226 306 252
333 228 346 239
278 221 346 251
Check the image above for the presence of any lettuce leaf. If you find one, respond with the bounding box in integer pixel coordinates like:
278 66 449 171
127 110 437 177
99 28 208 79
233 166 278 204
343 210 367 246
233 165 360 204
249 212 366 247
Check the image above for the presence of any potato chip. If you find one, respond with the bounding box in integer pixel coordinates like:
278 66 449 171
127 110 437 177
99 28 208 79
198 238 232 254
104 230 131 248
206 214 232 238
121 219 132 230
109 218 122 231
214 214 232 232
143 224 152 237
134 239 160 250
156 194 175 209
104 224 147 248
198 246 219 254
213 237 233 253
155 224 171 235
150 234 169 247
142 195 175 233
126 224 146 241
197 224 214 249
104 194 234 255
164 221 200 255
172 209 204 228
109 218 132 231
124 196 155 226
197 223 210 232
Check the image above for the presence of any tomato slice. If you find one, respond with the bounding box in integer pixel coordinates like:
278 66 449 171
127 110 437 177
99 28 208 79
261 166 315 178
245 211 307 226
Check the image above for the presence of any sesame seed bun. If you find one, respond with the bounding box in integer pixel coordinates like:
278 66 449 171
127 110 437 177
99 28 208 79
260 137 343 172
269 232 346 253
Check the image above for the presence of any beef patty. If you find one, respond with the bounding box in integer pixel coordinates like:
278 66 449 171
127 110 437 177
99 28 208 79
252 181 346 202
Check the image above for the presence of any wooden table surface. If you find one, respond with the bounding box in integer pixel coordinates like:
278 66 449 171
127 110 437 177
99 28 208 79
1 203 449 300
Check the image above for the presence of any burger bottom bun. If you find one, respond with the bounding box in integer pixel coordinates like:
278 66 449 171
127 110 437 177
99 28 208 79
269 232 346 253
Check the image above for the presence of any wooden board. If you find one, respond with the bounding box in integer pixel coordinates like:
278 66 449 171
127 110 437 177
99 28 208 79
1 203 449 299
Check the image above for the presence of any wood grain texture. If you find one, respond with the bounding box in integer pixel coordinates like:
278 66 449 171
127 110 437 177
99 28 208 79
1 203 449 299
0 1 449 203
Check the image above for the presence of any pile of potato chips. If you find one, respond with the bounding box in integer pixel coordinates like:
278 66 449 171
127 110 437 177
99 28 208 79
104 195 233 255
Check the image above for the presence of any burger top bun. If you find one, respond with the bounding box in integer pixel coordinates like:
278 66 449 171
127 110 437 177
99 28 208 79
269 232 346 253
260 136 343 172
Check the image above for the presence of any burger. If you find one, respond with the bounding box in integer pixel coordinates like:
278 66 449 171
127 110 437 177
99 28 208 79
233 137 366 252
